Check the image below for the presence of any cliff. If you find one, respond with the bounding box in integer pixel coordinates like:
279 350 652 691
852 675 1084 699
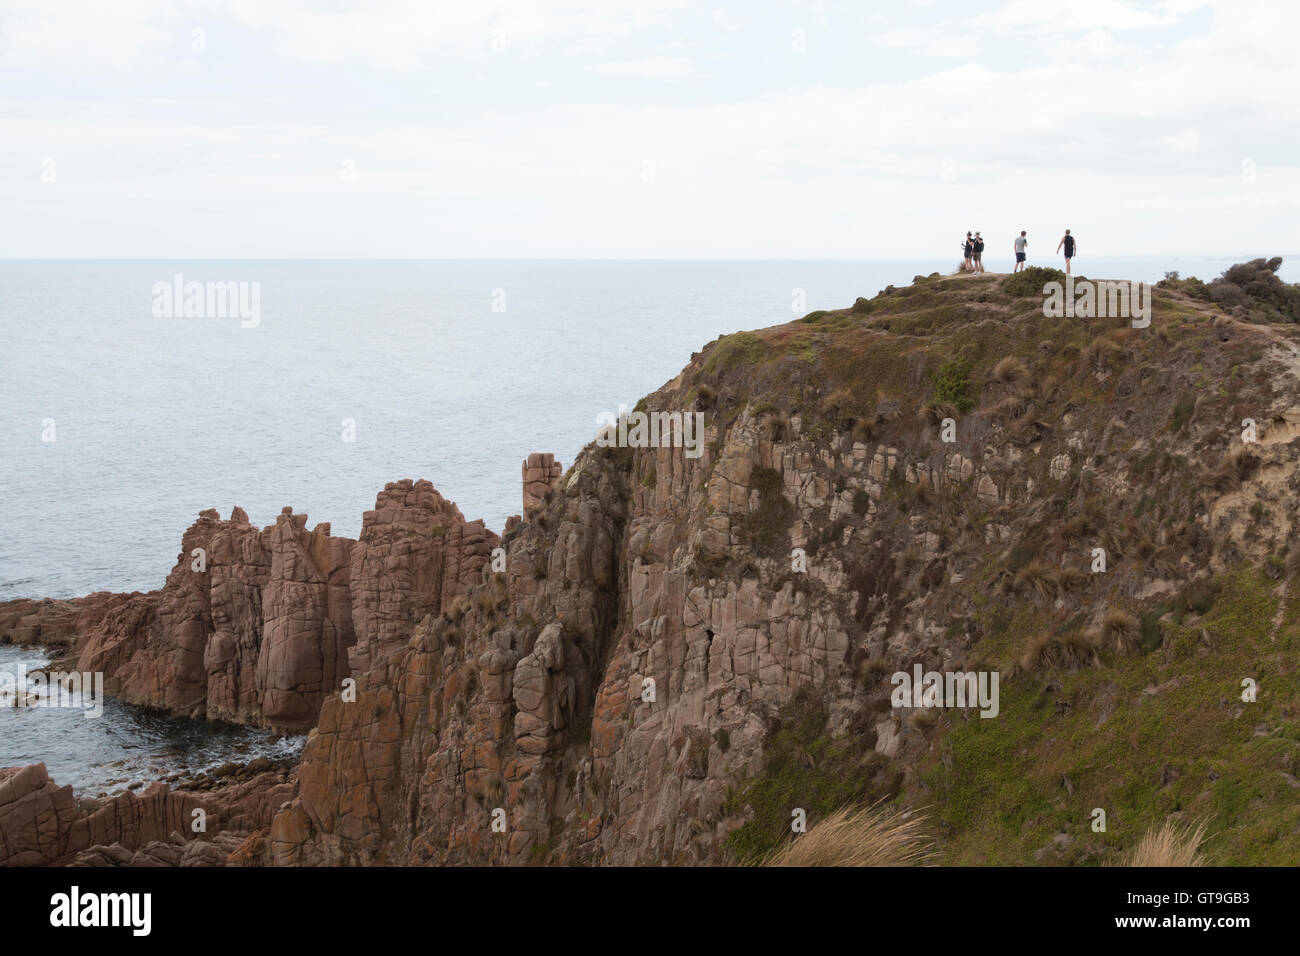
6 268 1300 865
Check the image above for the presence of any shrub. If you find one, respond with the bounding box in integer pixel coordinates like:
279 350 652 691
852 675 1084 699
931 359 975 412
1002 265 1067 298
1206 257 1300 323
734 465 794 558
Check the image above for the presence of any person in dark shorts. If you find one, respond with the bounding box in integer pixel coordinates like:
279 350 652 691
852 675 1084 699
962 232 974 272
1056 229 1077 274
1013 231 1028 271
973 232 985 272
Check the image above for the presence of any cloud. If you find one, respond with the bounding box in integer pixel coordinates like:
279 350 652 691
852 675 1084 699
869 28 981 58
1 0 1297 256
587 55 704 80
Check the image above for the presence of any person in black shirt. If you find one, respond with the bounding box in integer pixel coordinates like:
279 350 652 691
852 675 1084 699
973 233 985 273
962 232 974 272
1056 229 1077 274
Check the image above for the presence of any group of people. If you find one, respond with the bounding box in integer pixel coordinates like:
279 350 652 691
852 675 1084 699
961 229 1079 274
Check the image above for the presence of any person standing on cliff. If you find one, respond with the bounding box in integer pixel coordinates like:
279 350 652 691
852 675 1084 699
1013 231 1028 272
962 232 974 272
973 232 985 273
1056 229 1077 274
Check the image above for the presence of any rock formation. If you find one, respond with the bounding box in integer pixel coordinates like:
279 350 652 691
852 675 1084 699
5 481 498 735
521 452 563 517
0 761 291 867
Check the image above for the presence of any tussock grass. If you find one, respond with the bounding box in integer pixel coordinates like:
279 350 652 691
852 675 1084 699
1010 559 1057 600
1101 609 1140 655
1017 631 1100 675
1051 566 1087 593
1125 818 1207 867
1205 447 1261 493
925 399 959 426
1081 335 1123 372
762 804 934 867
990 355 1030 387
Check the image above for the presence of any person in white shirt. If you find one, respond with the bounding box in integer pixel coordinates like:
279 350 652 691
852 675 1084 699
1013 231 1028 272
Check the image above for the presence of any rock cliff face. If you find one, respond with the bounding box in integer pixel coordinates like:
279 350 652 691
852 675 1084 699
8 271 1300 866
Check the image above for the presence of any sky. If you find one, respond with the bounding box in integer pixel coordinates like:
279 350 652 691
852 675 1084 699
1 0 1297 258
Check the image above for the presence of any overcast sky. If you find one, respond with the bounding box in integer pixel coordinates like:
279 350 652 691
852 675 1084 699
2 0 1296 258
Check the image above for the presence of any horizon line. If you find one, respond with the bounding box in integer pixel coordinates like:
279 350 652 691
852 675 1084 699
1 254 1294 262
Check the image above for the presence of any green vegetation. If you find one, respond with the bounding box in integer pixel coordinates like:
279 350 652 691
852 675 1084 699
919 567 1300 865
733 465 795 559
723 688 897 863
1002 265 1067 298
1161 256 1300 323
702 331 766 376
1169 393 1196 433
931 358 976 412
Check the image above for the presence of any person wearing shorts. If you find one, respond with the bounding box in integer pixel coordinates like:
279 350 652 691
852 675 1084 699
1056 229 1077 274
1013 231 1028 272
973 233 985 272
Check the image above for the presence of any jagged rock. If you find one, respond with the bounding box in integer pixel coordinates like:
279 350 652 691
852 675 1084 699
522 453 563 517
346 479 497 675
0 761 294 866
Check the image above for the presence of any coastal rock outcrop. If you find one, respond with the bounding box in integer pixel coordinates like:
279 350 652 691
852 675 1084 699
4 481 499 734
0 761 292 866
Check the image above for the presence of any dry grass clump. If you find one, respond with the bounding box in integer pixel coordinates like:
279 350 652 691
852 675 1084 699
988 393 1035 423
1081 335 1123 372
925 399 959 426
1010 559 1056 600
1205 447 1261 493
1016 631 1100 675
1100 609 1140 654
1050 565 1087 593
1125 819 1207 867
990 355 1030 389
1005 561 1087 601
762 804 934 867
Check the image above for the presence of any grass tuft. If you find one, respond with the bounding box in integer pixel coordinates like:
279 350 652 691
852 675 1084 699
1125 818 1207 867
761 804 934 867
